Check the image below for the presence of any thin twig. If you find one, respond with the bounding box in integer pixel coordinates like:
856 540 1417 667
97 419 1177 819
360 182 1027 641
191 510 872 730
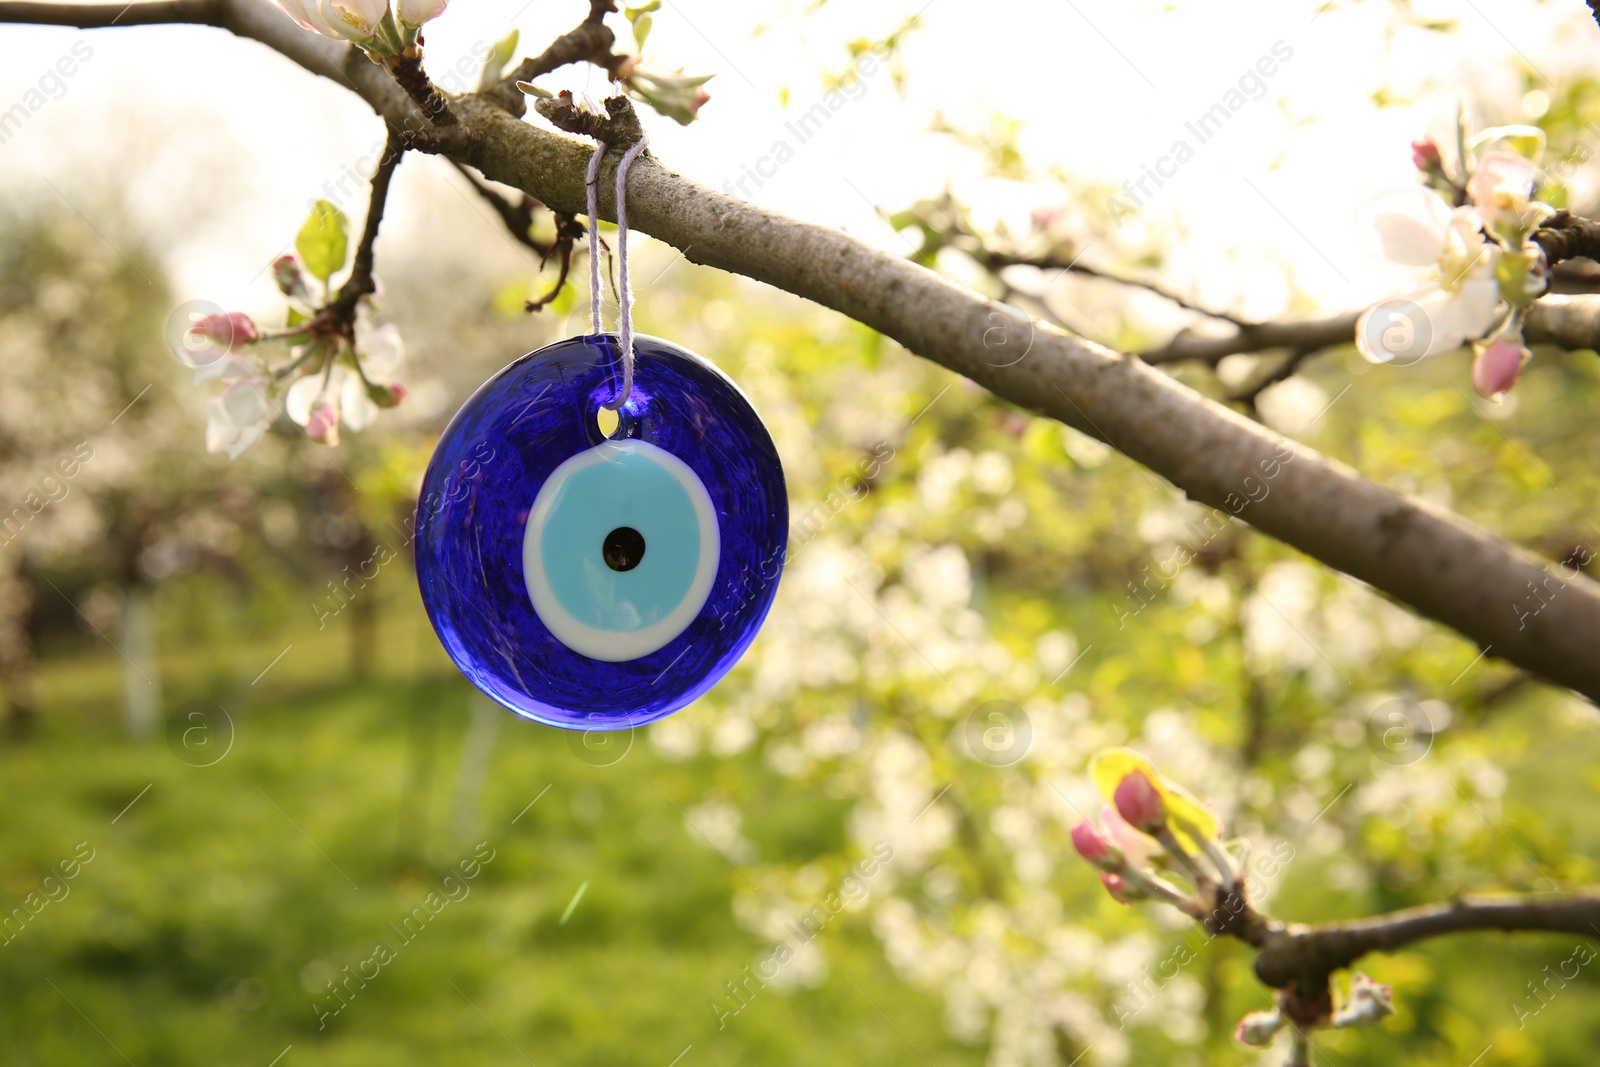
449 154 587 311
1139 313 1360 366
450 161 556 256
1227 345 1322 409
386 45 458 127
324 126 405 333
980 248 1257 328
489 0 623 112
535 90 645 147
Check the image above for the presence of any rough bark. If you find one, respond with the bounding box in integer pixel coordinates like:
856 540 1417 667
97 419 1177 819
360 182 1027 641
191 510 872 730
1253 892 1600 992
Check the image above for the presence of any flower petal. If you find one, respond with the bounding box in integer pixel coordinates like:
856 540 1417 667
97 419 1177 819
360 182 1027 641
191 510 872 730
1468 150 1538 207
285 375 323 426
276 0 339 37
227 421 268 460
396 0 448 25
1418 278 1501 355
222 380 271 428
356 321 403 376
340 367 379 432
317 0 387 42
204 396 233 454
1359 187 1452 267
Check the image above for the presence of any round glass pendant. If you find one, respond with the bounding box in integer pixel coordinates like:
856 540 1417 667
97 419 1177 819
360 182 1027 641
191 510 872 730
414 334 787 730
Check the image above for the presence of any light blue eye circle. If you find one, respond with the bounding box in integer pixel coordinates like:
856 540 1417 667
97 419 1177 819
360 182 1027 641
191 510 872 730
523 439 719 661
541 450 700 626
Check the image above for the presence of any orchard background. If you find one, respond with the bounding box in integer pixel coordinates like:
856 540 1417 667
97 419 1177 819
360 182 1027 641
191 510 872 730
1 1 1599 1065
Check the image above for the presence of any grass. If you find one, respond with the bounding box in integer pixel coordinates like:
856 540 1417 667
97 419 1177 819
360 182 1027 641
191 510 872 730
0 574 981 1067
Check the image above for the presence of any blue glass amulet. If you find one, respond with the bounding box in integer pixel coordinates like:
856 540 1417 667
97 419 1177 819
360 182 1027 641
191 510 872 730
414 334 787 730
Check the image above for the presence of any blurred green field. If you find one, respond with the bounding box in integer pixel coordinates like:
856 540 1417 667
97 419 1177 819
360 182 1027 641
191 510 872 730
0 576 981 1067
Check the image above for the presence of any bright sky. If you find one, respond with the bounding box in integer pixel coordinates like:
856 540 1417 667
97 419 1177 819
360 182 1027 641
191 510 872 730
1 0 1597 328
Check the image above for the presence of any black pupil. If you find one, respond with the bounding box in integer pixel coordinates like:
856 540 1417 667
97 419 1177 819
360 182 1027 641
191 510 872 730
603 527 646 572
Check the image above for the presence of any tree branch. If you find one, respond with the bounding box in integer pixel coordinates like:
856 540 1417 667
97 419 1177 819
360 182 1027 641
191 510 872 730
9 0 1600 700
0 0 218 25
1155 869 1599 1019
327 127 404 323
1139 293 1600 367
1523 293 1600 349
1252 892 1600 993
1532 210 1600 267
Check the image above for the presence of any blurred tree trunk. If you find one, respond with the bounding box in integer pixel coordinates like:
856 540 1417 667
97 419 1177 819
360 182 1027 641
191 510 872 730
0 554 37 739
394 672 440 866
120 583 161 739
448 693 501 846
349 589 376 680
347 531 377 681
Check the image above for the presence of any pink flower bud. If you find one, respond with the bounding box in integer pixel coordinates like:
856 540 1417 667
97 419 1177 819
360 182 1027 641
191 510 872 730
1467 150 1539 235
1071 822 1117 870
1100 803 1161 866
226 311 258 343
273 255 308 298
1113 770 1166 834
305 402 341 445
1471 335 1529 403
627 68 714 125
1234 1009 1286 1047
189 312 258 353
1410 137 1441 172
1099 871 1135 905
396 0 448 26
367 380 409 409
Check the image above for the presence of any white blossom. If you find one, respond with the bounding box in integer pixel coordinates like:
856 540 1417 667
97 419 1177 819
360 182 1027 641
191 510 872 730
1355 187 1500 363
204 379 273 459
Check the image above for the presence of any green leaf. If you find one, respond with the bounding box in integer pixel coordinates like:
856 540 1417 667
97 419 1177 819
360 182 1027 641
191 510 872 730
286 307 308 328
480 29 519 89
491 279 530 318
624 1 660 24
296 199 349 288
1470 124 1547 161
632 12 653 50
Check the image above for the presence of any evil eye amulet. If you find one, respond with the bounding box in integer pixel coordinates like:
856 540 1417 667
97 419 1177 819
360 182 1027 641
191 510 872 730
414 334 787 731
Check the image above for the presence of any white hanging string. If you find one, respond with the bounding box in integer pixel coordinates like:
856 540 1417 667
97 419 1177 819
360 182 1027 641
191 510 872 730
585 142 606 338
585 133 650 411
